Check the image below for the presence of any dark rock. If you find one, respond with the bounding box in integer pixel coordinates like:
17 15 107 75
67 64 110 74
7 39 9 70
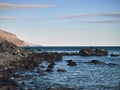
0 77 18 90
57 69 67 72
94 48 108 56
110 54 120 57
79 48 108 56
107 63 118 66
28 88 32 90
46 68 53 72
89 60 105 64
67 60 77 66
21 82 25 85
79 48 94 56
48 62 56 68
40 73 47 76
40 65 46 68
37 69 45 73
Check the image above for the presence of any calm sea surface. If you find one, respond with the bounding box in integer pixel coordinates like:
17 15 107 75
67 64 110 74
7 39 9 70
15 47 120 90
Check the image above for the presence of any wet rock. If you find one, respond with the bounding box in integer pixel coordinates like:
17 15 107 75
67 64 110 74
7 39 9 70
94 48 108 56
28 88 32 90
67 60 77 66
40 65 46 68
40 73 47 76
46 68 53 72
79 48 108 56
79 48 94 56
89 60 105 64
48 62 56 68
37 69 45 73
110 54 120 57
57 69 67 72
107 63 118 66
21 82 25 85
0 77 18 90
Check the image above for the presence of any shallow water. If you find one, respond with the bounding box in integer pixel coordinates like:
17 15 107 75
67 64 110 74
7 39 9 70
14 47 120 90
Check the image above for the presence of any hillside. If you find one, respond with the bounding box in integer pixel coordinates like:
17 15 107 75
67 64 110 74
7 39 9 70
0 29 31 46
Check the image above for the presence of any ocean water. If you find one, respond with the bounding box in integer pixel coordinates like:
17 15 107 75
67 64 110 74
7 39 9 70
14 47 120 90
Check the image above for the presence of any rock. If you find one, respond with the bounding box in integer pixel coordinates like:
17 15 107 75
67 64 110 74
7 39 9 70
0 77 18 90
37 69 45 73
89 60 105 64
94 48 108 56
57 69 67 72
46 68 53 72
107 63 118 66
40 73 47 76
67 60 77 66
110 54 120 57
47 62 56 68
79 48 94 56
40 65 46 68
79 48 108 56
28 88 33 90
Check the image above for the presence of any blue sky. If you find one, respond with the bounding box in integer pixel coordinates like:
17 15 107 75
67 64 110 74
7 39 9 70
0 0 120 46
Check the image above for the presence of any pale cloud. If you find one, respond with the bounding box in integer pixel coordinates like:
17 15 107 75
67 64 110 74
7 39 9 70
100 12 120 18
0 16 16 20
57 14 96 19
84 19 120 23
57 12 120 19
0 3 53 9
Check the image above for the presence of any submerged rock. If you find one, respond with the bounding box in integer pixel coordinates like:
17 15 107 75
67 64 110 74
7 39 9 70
110 54 120 57
88 60 105 64
67 60 77 66
46 68 53 72
57 69 67 72
47 62 56 68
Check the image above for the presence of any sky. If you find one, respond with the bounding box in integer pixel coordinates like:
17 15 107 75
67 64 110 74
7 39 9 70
0 0 120 46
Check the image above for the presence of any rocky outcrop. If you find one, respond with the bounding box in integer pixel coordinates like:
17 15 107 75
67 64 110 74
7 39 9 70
0 29 31 46
88 60 105 64
79 48 108 56
67 60 77 66
57 69 67 72
110 53 120 57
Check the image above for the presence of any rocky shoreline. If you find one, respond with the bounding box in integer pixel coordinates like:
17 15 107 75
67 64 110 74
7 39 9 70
0 40 110 90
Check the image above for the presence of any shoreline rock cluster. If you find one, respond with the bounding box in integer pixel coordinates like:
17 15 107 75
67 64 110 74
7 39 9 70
0 40 110 90
79 48 108 56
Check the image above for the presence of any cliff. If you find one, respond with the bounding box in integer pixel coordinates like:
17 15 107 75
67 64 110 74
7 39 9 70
0 29 30 46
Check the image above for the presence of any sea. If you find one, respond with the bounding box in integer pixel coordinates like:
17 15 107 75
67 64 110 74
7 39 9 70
14 46 120 90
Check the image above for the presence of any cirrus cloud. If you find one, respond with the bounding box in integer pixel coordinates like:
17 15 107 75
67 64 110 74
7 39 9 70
0 3 53 9
84 19 120 23
100 12 120 18
57 12 120 19
0 16 16 20
57 14 96 19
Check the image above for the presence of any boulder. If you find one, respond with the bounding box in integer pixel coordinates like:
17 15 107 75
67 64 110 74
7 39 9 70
79 48 108 56
48 62 56 68
46 68 53 72
94 48 108 56
57 69 67 72
88 60 105 64
79 48 94 56
67 60 77 66
110 54 120 57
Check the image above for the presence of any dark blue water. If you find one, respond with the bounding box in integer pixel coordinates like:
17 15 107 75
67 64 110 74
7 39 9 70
14 47 120 90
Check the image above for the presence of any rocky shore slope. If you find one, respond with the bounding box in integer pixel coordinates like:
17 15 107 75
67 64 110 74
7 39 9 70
0 29 31 46
0 40 64 90
0 40 109 90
